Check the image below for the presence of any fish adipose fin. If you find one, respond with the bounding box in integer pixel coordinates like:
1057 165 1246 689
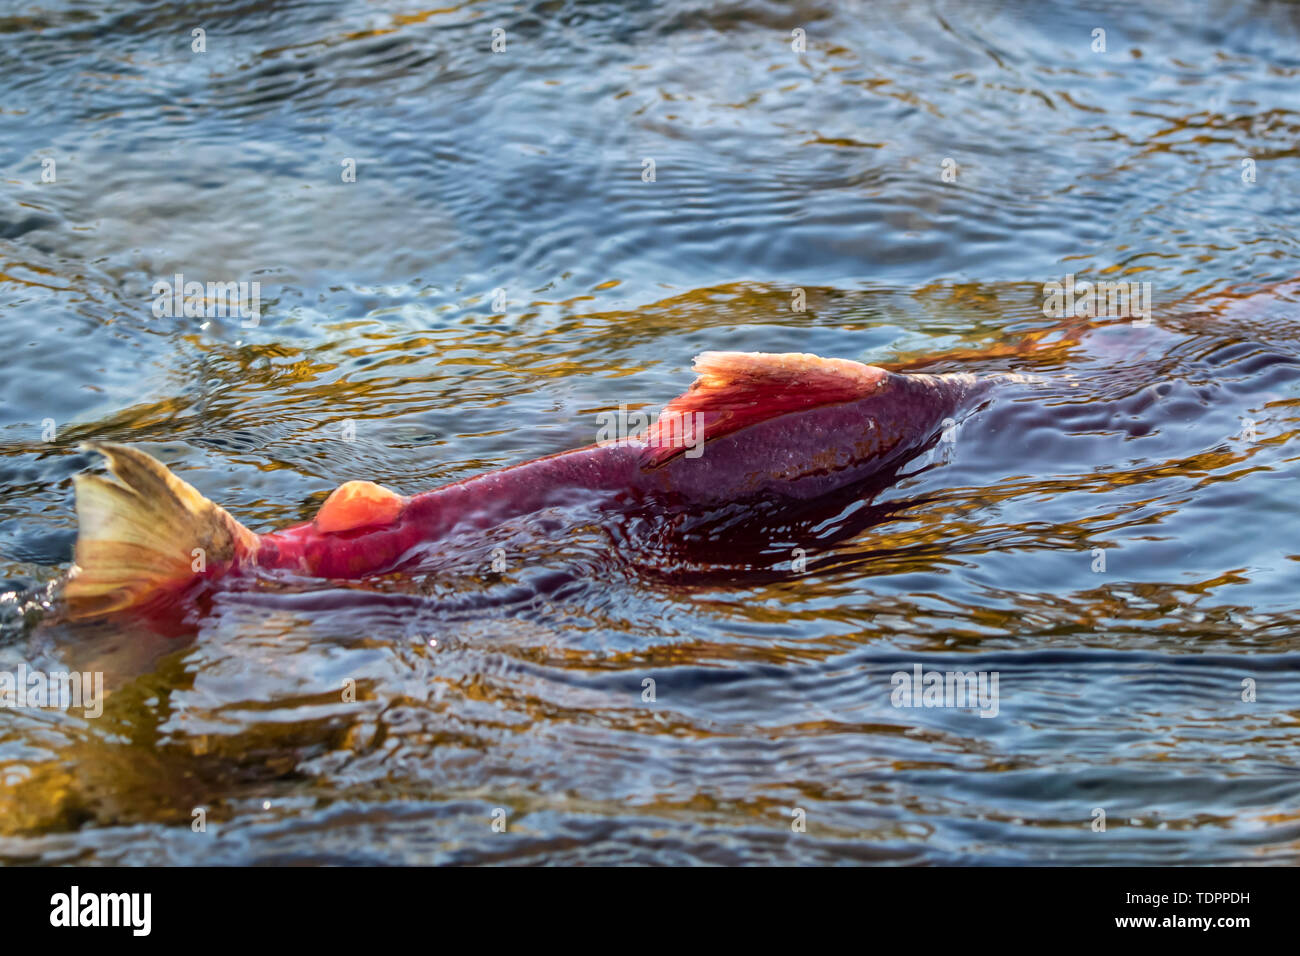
65 442 259 620
640 351 889 466
314 480 405 533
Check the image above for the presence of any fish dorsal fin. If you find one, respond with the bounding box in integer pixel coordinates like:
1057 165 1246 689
315 480 405 533
639 351 888 466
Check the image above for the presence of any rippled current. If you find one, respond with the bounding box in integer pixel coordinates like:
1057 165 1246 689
2 0 1300 864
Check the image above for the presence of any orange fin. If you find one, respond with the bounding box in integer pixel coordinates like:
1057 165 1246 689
315 480 405 533
66 442 259 620
638 351 888 466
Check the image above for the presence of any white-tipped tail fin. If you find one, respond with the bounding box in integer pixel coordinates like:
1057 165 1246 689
64 442 258 620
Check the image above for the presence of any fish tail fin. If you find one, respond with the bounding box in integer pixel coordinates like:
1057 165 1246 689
64 442 259 620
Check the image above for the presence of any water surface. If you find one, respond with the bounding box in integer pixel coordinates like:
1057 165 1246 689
2 0 1300 864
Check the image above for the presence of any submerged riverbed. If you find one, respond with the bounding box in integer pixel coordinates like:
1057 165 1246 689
2 0 1300 864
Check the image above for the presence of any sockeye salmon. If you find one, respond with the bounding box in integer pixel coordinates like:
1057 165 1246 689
63 350 1015 624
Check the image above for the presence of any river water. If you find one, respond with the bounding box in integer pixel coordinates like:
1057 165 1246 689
2 0 1300 864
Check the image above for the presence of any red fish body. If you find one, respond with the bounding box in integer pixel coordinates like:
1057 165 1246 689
63 351 991 622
